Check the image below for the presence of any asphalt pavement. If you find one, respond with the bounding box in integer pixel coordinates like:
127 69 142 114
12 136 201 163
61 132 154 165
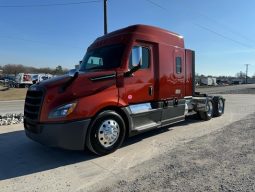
0 93 255 192
0 84 254 115
0 100 24 115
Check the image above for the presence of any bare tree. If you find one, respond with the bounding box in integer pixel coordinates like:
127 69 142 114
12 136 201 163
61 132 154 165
2 64 68 75
54 65 68 75
37 67 53 74
3 64 25 75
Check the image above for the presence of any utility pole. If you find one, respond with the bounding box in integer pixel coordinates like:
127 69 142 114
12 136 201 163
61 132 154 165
104 0 108 35
244 64 250 84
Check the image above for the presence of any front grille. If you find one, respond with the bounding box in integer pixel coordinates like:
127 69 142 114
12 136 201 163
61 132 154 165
24 88 44 122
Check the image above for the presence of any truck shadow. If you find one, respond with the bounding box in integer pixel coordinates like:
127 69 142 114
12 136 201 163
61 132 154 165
123 114 201 147
0 115 200 181
0 130 95 181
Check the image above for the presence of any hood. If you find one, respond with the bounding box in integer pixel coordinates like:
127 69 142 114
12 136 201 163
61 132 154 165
36 70 117 119
36 74 71 88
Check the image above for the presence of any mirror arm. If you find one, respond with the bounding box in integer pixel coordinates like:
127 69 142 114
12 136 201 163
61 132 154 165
124 63 141 77
60 71 79 93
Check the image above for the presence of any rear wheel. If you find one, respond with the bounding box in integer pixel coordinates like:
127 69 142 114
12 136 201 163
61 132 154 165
86 110 126 156
213 97 224 117
199 100 214 121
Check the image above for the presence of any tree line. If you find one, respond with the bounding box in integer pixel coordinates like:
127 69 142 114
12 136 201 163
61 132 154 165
195 72 255 79
0 64 69 76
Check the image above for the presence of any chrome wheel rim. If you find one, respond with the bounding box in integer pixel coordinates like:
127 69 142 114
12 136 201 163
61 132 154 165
218 99 224 114
98 119 120 148
207 101 213 117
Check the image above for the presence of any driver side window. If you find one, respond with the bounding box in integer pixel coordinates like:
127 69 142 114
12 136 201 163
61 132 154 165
129 46 150 69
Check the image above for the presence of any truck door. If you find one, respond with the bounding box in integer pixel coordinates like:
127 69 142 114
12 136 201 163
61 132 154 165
123 43 161 131
173 48 185 98
125 44 154 104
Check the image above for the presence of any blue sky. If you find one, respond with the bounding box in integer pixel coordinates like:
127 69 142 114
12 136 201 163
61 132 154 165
0 0 255 76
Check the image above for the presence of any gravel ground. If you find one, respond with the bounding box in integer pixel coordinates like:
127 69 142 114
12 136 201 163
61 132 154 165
91 86 255 192
96 113 255 192
216 88 255 94
1 85 255 192
196 84 255 94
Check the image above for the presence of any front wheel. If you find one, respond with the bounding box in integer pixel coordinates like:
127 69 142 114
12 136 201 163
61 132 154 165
86 110 126 156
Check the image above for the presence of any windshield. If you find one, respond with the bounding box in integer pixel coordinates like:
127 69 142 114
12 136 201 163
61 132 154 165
79 44 125 72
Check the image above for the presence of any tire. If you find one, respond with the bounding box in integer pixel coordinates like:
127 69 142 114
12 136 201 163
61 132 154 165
199 100 214 121
213 97 224 117
24 84 29 88
86 110 126 156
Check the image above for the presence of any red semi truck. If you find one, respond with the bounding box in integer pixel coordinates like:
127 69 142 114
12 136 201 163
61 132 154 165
24 25 225 155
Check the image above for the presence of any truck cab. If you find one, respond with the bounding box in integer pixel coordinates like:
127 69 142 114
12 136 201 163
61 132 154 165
24 25 224 155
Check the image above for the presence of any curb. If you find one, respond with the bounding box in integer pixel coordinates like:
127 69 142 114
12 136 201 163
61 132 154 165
0 100 25 103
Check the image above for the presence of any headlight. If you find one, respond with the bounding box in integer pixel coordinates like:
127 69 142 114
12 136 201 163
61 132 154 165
49 102 77 118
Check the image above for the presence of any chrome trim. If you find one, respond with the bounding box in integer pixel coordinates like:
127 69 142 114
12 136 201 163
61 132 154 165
90 74 116 81
207 101 213 117
218 99 224 114
129 103 152 114
98 119 120 148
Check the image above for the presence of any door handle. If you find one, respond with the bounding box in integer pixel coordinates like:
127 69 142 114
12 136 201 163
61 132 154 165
148 86 153 96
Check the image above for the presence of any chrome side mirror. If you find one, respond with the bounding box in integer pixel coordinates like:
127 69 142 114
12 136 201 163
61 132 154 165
124 46 142 77
131 46 142 67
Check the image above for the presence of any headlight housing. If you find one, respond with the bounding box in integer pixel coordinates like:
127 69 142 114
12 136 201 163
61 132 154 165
49 102 77 119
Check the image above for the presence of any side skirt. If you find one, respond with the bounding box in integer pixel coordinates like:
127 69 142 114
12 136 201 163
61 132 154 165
122 100 186 137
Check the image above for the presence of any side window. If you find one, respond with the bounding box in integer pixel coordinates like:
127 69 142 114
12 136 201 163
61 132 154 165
87 56 103 66
141 47 149 69
176 57 182 74
129 46 150 69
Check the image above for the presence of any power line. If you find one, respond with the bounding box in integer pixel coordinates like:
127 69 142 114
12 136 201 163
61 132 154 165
163 2 255 44
193 12 255 44
0 0 105 48
145 0 254 49
0 0 102 8
0 35 83 50
145 0 168 11
195 24 252 48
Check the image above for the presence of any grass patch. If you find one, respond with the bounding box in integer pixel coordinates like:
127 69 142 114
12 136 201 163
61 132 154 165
0 87 27 101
